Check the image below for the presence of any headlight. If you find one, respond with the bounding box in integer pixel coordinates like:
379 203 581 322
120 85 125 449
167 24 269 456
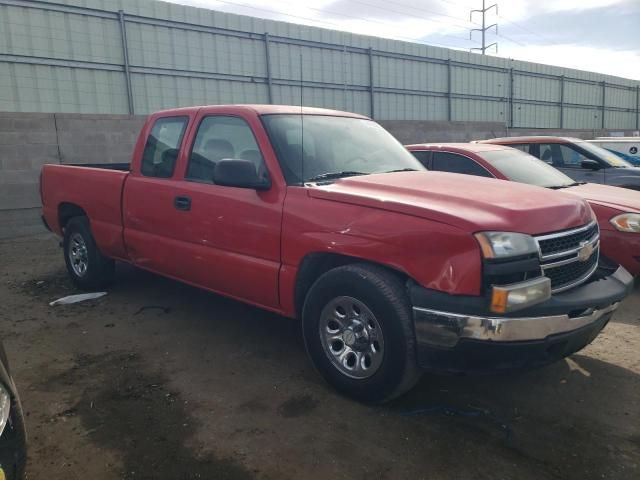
610 213 640 233
475 232 539 259
0 384 9 436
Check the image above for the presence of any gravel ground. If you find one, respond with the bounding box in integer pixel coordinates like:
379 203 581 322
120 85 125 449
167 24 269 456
0 234 638 480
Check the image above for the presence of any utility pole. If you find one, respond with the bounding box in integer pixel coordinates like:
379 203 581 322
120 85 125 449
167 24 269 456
470 1 498 55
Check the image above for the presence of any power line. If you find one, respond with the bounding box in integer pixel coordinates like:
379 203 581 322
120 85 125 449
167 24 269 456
205 0 470 49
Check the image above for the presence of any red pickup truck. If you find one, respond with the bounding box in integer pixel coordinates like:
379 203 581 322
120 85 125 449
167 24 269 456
41 105 633 403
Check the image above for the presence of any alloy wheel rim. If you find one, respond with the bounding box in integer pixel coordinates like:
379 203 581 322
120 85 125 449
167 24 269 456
319 296 385 379
68 232 89 277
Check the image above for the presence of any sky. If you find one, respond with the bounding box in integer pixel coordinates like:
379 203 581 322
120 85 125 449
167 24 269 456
162 0 640 80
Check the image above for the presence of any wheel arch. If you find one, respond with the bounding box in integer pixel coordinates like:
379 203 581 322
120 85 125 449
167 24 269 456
294 252 410 319
58 202 87 231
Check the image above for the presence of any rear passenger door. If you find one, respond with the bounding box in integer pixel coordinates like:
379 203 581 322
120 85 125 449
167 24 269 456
537 143 605 184
123 114 192 278
431 152 494 178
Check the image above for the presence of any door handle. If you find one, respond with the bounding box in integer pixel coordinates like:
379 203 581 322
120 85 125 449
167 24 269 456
174 196 192 211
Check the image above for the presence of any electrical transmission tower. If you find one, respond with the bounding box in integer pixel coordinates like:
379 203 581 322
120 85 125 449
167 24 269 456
470 1 498 55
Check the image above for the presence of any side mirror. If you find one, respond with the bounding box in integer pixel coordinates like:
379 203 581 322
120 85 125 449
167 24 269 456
213 159 271 190
581 159 601 171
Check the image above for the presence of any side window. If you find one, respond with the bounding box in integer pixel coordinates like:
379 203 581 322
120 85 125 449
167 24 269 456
410 150 431 168
538 144 554 164
539 144 589 168
141 116 188 178
432 152 493 177
186 116 265 184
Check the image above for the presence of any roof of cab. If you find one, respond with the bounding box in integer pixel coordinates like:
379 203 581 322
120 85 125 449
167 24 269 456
478 136 585 144
405 142 512 152
153 104 370 119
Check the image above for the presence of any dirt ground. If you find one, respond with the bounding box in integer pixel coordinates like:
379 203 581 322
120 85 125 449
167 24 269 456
0 234 638 480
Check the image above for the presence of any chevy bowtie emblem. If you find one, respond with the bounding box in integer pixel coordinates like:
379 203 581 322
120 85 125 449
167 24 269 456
577 241 595 262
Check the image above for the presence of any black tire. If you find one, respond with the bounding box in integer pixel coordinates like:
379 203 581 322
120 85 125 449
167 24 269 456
302 263 421 404
63 216 115 290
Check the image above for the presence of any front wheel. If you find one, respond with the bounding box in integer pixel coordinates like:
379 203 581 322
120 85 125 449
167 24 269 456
302 264 420 403
63 216 115 290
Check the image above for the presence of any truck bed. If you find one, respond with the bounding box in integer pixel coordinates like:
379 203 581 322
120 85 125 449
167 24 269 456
67 162 130 171
41 164 129 259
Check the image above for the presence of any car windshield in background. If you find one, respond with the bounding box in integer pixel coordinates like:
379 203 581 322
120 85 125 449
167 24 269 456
576 141 633 168
261 115 424 185
480 149 576 188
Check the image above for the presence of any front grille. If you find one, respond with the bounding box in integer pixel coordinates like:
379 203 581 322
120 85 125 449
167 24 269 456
536 222 600 293
543 247 599 291
537 222 599 257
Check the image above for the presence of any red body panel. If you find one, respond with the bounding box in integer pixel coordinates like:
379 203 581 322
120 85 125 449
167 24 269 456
40 164 129 260
41 106 599 320
407 143 640 275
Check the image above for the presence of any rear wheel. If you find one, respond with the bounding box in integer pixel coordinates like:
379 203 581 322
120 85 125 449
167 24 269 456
63 216 115 290
302 264 420 403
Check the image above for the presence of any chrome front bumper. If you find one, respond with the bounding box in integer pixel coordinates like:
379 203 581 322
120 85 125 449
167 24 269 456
413 302 619 348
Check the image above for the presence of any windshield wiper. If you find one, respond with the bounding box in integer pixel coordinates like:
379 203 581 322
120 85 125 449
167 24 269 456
548 181 586 190
305 171 368 182
383 168 419 173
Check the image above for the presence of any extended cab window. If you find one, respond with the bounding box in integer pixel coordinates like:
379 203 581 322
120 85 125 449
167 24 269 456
432 152 493 177
141 116 188 178
187 116 265 184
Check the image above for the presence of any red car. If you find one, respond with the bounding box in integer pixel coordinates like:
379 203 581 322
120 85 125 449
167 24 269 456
39 106 633 402
406 143 640 275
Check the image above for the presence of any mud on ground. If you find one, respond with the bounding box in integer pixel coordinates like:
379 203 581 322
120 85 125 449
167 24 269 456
1 235 638 480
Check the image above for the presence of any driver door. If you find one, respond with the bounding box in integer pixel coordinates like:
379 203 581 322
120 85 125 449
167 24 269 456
168 114 284 309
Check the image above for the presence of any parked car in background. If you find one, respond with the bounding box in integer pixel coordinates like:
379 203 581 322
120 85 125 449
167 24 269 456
407 143 640 275
479 136 640 189
0 341 27 480
586 138 640 166
40 105 633 403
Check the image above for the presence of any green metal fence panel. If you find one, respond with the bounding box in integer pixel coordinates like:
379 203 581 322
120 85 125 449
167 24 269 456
0 0 638 129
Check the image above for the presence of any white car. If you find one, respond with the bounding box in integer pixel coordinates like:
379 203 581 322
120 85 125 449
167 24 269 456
587 137 640 166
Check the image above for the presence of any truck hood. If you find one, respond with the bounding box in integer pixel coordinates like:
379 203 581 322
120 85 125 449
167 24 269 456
309 171 592 234
564 182 640 213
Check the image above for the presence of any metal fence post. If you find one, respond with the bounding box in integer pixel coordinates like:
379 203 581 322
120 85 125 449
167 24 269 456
264 32 274 104
118 10 134 115
559 75 565 129
636 85 639 131
368 47 375 119
509 68 514 128
447 58 452 121
601 81 606 130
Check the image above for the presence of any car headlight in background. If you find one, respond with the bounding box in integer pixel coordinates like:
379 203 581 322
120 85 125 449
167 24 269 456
0 384 9 436
475 232 539 259
610 213 640 233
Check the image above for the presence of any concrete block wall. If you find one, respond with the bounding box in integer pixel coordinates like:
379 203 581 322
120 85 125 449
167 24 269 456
1 111 637 239
0 113 60 238
0 112 144 239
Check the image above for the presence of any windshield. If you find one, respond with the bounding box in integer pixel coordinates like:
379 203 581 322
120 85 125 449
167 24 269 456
480 149 577 188
575 141 633 168
261 115 424 184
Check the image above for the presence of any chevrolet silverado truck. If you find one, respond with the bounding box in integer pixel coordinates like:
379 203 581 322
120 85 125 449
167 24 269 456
40 105 633 403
